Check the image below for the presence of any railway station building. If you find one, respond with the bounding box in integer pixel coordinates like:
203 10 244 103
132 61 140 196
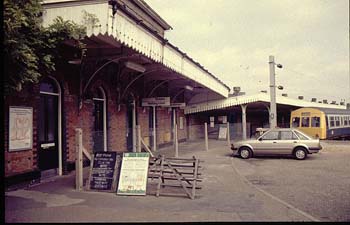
4 0 230 186
4 0 347 187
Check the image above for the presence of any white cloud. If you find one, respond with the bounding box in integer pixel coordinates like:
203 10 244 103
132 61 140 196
146 0 350 103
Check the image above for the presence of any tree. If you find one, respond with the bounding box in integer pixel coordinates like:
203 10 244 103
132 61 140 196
4 0 86 95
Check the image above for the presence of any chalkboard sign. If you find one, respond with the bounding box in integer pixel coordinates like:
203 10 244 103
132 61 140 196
86 152 120 192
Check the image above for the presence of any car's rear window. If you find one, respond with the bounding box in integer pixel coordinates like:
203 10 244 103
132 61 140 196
280 131 298 140
294 130 310 140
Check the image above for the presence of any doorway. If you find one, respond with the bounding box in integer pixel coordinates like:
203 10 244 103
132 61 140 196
38 77 61 174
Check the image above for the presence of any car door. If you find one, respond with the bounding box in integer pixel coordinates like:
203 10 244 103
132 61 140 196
254 130 280 155
279 131 299 154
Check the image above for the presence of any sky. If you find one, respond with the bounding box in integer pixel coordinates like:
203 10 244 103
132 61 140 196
146 0 350 104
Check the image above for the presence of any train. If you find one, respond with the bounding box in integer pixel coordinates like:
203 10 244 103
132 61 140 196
290 107 350 140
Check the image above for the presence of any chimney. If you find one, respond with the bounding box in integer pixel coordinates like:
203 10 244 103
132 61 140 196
311 98 317 102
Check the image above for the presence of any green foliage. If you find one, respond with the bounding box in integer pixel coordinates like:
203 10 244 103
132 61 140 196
4 0 87 95
82 10 100 29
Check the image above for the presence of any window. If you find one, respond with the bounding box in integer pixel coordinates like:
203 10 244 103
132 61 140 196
92 87 106 152
335 116 340 127
294 130 310 140
329 116 335 127
292 117 300 127
311 117 320 127
280 131 298 140
301 117 310 127
261 131 279 140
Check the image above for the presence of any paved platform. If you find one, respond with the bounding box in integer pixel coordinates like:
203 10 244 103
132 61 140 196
5 139 318 222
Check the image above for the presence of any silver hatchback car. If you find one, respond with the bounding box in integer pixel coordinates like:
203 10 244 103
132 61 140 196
231 128 322 160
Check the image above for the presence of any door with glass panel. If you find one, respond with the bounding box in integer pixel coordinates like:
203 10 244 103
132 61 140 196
38 79 59 171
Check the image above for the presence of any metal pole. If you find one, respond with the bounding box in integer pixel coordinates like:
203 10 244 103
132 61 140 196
136 125 141 152
153 106 157 152
227 122 230 146
241 104 247 140
204 122 209 151
269 55 277 128
75 128 83 191
132 100 137 152
174 124 178 157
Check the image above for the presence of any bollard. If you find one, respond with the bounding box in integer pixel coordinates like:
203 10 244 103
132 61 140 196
75 128 83 191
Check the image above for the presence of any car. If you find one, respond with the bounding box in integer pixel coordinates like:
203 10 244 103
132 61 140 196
230 128 322 160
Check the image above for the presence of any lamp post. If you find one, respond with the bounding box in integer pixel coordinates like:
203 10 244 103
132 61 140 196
268 55 283 128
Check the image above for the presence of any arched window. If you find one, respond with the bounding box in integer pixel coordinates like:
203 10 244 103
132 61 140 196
93 87 107 152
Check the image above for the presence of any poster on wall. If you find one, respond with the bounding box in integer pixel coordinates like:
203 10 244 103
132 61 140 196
117 152 150 195
9 107 33 151
210 116 215 127
179 117 184 129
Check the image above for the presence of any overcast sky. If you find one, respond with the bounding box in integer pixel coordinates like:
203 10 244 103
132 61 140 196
146 0 349 104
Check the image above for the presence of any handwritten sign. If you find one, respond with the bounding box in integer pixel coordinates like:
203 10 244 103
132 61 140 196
9 107 33 151
87 152 120 192
117 152 150 195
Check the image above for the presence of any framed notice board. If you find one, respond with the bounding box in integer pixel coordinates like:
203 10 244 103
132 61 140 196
9 106 33 151
218 125 227 140
117 152 150 196
86 152 121 192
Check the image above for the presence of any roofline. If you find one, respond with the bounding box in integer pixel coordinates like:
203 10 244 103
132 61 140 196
136 0 172 30
185 93 347 114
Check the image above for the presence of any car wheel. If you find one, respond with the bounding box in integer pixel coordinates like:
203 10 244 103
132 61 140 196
294 148 307 160
239 147 252 159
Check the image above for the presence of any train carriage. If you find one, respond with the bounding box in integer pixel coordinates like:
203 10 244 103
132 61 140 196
290 107 350 140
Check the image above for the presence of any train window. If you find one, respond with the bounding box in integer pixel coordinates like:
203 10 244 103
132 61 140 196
346 116 350 126
292 117 300 127
311 117 320 127
335 117 340 127
329 116 335 127
301 117 310 127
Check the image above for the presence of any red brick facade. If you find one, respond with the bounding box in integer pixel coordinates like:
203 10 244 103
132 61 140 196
4 70 188 178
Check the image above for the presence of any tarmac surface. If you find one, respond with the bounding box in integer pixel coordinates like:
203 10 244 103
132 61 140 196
5 139 320 222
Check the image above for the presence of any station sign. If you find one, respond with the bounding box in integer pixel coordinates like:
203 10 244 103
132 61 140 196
141 97 170 107
168 102 186 108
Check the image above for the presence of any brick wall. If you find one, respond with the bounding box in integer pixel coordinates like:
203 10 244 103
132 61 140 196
4 84 39 177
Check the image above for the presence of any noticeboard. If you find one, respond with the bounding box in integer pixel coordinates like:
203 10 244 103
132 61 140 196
87 152 120 192
117 152 150 196
218 126 227 140
9 106 33 151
